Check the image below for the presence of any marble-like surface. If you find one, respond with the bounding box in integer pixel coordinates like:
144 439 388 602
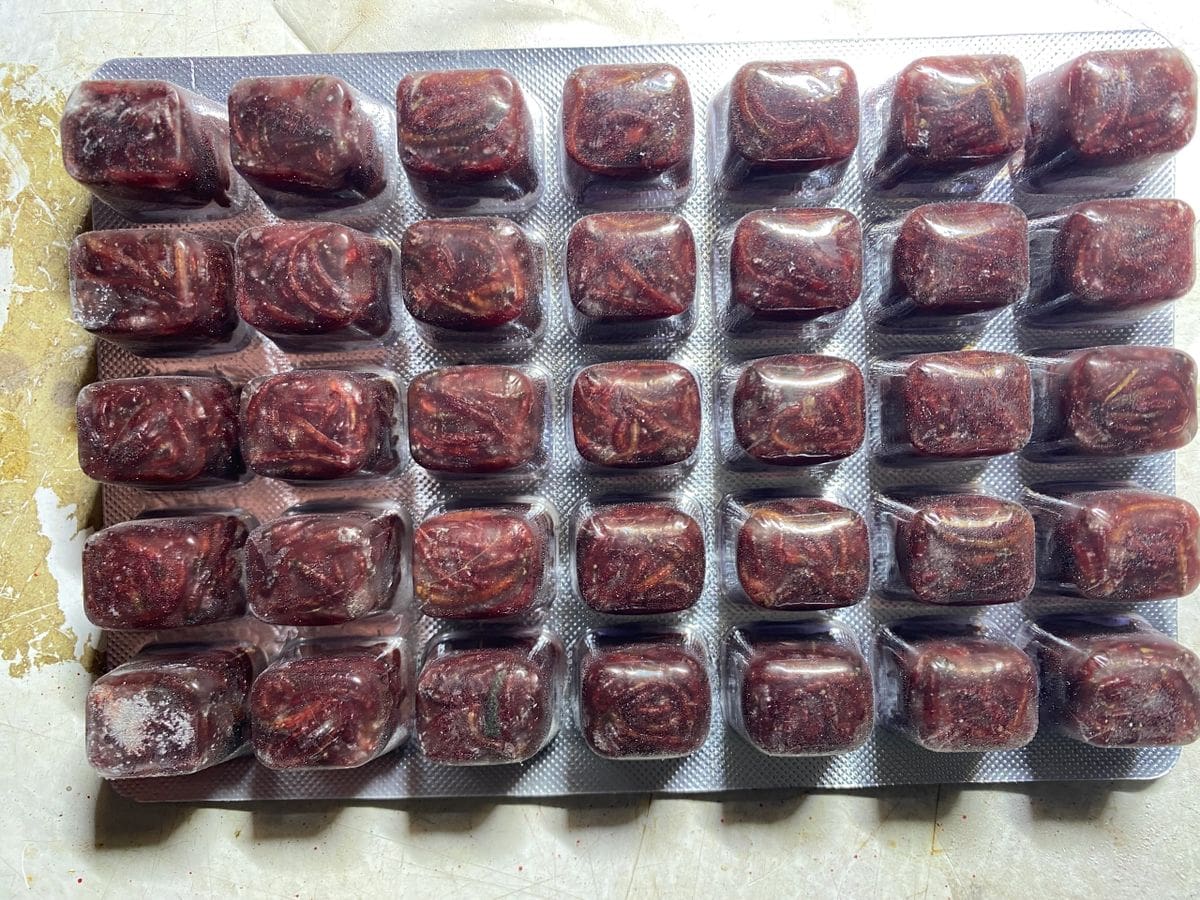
0 1 1197 895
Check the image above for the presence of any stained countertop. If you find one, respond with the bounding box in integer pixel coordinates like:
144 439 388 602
1 1 1198 896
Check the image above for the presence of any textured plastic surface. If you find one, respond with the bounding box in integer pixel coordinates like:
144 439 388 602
90 30 1182 801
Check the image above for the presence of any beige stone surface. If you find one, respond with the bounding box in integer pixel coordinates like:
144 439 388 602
0 1 1198 896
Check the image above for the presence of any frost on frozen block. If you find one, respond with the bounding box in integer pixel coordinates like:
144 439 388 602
69 229 238 353
234 222 394 346
1027 614 1200 747
86 642 260 778
228 75 392 216
413 504 553 620
1017 49 1198 195
240 370 400 481
407 365 546 476
417 630 563 765
245 510 405 626
76 376 242 487
250 637 410 770
397 68 539 212
83 514 248 630
877 622 1038 752
62 79 242 220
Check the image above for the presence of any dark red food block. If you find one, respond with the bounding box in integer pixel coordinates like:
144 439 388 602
728 208 862 326
575 501 705 614
84 515 247 630
735 498 869 610
62 79 237 215
246 511 405 626
397 68 538 209
76 376 242 486
895 493 1035 605
401 217 541 334
1058 347 1197 457
732 630 873 755
69 229 237 350
228 75 389 211
407 365 545 475
879 628 1038 752
731 354 865 465
234 223 393 341
417 634 562 764
719 60 859 197
1055 489 1200 603
566 212 696 324
1050 200 1196 315
571 361 701 469
1020 49 1198 194
886 350 1032 460
579 636 710 759
86 643 259 778
414 506 550 619
872 55 1026 193
250 639 409 769
883 203 1028 324
1030 616 1200 747
562 64 694 204
240 370 399 481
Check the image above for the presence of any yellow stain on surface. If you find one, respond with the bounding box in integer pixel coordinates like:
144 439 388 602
0 63 98 677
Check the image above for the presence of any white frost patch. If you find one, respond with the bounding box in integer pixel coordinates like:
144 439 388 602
34 485 98 661
0 120 30 203
0 245 12 332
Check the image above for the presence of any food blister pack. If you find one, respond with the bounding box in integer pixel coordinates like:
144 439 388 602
83 30 1191 801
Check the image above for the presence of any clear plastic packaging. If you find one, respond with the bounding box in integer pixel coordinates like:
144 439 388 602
569 360 701 474
716 353 865 469
713 207 862 339
710 60 859 205
571 494 706 615
396 68 541 215
227 74 397 223
61 79 248 222
406 364 549 478
561 63 694 209
83 512 250 630
69 229 243 355
76 375 243 488
416 627 564 765
1023 613 1200 747
1025 346 1197 460
720 492 870 611
86 641 263 778
866 202 1029 332
400 217 546 350
864 55 1027 198
576 627 712 760
876 619 1039 752
564 212 697 344
233 222 396 349
723 621 873 756
876 489 1035 606
1020 199 1196 327
245 507 407 626
412 499 556 621
1026 485 1200 603
239 369 402 482
872 350 1032 464
249 634 411 769
1014 48 1198 197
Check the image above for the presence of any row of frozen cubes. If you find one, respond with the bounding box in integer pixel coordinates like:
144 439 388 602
86 613 1200 779
75 343 1196 488
62 49 1196 221
82 484 1200 631
69 199 1196 353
